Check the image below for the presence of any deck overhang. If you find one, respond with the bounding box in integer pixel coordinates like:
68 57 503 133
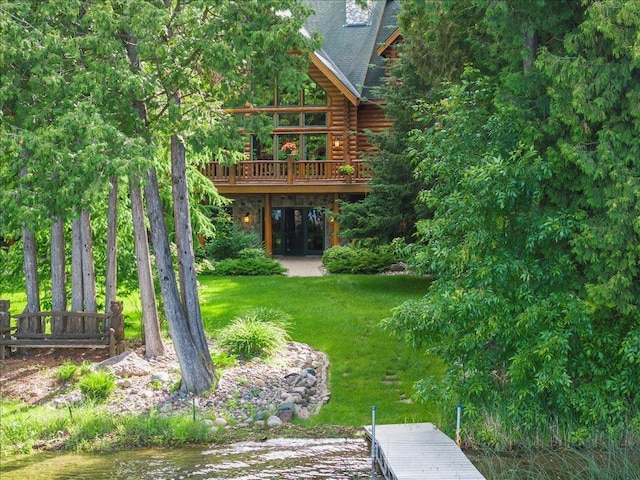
215 183 370 195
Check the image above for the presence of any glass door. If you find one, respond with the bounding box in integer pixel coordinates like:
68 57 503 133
271 208 324 256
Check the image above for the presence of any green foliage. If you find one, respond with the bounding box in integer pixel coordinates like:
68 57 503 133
473 444 640 479
204 223 262 261
56 361 79 383
217 307 291 359
0 0 316 296
237 247 267 260
207 254 286 276
337 164 355 176
211 350 238 370
386 0 640 444
78 369 116 402
335 129 423 245
322 244 396 274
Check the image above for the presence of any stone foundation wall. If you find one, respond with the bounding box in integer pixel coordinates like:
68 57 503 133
228 194 347 248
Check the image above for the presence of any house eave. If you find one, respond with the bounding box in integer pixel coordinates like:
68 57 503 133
310 53 360 106
376 27 401 57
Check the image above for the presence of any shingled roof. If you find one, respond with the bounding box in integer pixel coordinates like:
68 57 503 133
303 0 400 103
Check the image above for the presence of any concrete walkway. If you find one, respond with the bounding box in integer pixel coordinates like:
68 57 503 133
275 257 325 277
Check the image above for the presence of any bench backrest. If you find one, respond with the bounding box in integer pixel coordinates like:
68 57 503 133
13 311 111 337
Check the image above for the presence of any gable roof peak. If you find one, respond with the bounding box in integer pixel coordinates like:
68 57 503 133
303 0 399 102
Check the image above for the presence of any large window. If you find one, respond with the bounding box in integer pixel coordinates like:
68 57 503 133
246 75 328 161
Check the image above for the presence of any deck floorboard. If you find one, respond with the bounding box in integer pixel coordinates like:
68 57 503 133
364 423 485 480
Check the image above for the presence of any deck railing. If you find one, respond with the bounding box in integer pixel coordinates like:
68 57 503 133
203 159 370 185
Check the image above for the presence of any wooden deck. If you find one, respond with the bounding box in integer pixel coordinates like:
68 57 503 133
364 423 485 480
202 159 370 185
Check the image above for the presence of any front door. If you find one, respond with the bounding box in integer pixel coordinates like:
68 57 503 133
271 208 324 256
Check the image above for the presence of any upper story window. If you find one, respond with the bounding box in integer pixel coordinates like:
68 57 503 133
242 75 329 161
276 78 327 127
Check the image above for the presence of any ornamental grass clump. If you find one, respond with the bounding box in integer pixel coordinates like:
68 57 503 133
78 369 116 402
218 307 291 359
56 361 79 383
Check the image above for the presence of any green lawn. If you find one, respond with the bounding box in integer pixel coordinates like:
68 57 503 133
2 274 445 428
198 274 445 427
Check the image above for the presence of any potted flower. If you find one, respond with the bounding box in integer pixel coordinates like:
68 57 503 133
280 141 298 159
337 164 355 176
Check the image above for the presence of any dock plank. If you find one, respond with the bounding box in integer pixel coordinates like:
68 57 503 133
364 423 485 480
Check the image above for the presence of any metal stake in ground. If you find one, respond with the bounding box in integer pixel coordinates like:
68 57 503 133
370 405 377 480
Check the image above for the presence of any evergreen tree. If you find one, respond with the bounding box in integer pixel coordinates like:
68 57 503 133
1 0 315 393
386 0 640 441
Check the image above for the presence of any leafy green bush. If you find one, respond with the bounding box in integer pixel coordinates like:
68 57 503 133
208 255 286 276
211 350 238 370
322 244 396 274
218 307 291 359
205 224 261 260
238 247 267 259
56 361 79 383
78 369 116 402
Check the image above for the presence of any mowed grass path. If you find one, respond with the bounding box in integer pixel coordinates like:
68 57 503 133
198 274 444 427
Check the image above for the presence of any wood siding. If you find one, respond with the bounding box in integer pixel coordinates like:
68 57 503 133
205 63 390 191
356 102 393 157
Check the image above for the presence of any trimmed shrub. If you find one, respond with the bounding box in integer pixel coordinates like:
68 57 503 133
322 244 396 274
218 307 291 359
209 255 286 276
238 247 267 259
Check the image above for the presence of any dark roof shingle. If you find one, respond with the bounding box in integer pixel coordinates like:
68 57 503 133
303 0 400 101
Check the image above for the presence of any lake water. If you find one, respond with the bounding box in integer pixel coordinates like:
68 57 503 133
0 438 377 480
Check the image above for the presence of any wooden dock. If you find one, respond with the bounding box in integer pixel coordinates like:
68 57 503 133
364 423 485 480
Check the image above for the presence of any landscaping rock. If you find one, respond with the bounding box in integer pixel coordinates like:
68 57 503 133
43 341 331 426
267 415 283 427
151 371 171 383
98 351 152 377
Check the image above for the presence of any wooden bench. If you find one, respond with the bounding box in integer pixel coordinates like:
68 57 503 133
0 300 125 360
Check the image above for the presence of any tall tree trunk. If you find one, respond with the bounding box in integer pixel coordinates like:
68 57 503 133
130 178 165 357
70 216 83 333
22 226 41 335
124 29 213 391
51 218 67 334
20 166 40 320
123 32 165 358
523 27 538 73
105 178 118 315
80 209 97 333
80 210 96 311
145 166 215 393
22 227 40 315
171 132 209 354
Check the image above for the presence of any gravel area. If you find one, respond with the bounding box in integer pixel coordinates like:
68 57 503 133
2 341 331 428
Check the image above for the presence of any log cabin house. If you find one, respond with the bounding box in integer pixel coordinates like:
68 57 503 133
203 0 401 256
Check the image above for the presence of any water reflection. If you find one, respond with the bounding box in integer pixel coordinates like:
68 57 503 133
1 438 375 480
